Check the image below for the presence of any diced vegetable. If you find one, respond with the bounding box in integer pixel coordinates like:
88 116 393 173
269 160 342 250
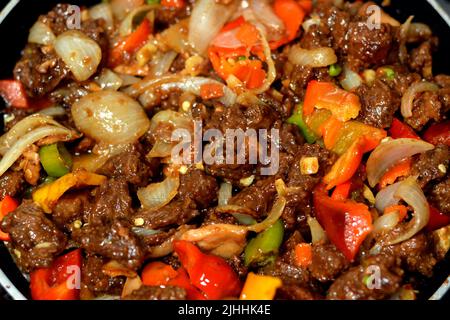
244 219 284 267
313 184 373 261
39 143 73 178
239 273 282 300
199 83 224 100
294 243 313 267
378 158 411 189
423 121 450 146
0 196 19 241
0 80 29 108
329 64 342 77
384 204 408 221
331 181 352 201
287 104 317 143
30 249 82 300
300 156 319 175
381 67 395 80
271 0 305 48
161 0 185 8
389 118 420 140
426 205 450 232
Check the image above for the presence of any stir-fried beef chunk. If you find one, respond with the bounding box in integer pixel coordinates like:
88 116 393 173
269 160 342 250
411 144 449 189
0 170 25 199
122 285 186 300
82 254 124 295
1 201 67 271
308 243 350 282
178 169 218 209
52 190 91 231
429 177 450 214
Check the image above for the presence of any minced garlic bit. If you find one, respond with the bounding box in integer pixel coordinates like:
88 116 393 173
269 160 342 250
363 69 376 85
438 164 447 174
300 157 319 175
363 184 376 204
73 220 83 229
136 43 157 67
181 100 191 112
134 218 145 227
240 175 255 187
13 249 21 259
184 55 204 77
195 162 204 171
35 242 53 249
179 165 188 175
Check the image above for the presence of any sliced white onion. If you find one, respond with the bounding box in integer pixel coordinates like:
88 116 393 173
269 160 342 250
125 75 237 106
121 276 142 298
148 51 178 78
180 223 247 258
372 211 401 237
54 30 102 81
111 0 147 20
131 227 162 237
188 0 236 54
119 4 158 37
375 181 403 213
307 216 327 244
159 19 192 54
302 15 321 33
71 90 150 145
340 65 362 91
89 2 114 30
28 20 55 45
249 0 284 39
147 225 191 258
247 196 286 233
37 106 66 118
137 174 180 210
118 74 141 87
0 126 75 177
218 182 233 206
288 46 338 68
95 68 124 91
401 81 439 118
386 177 430 245
0 114 64 155
366 138 434 187
399 16 414 64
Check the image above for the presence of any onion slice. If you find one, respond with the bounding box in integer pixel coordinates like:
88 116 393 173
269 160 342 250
0 126 75 177
375 181 403 213
218 182 233 206
95 68 124 90
89 3 114 30
28 20 55 45
288 46 338 68
372 211 401 237
401 81 439 118
366 138 434 187
119 4 158 36
247 196 286 233
137 174 180 211
188 0 236 54
54 30 102 81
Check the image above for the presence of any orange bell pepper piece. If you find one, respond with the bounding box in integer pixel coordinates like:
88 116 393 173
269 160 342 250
0 196 19 241
378 158 412 189
319 116 343 149
384 204 408 222
240 273 282 300
0 80 29 108
200 83 224 100
331 181 352 201
294 243 313 267
271 0 305 49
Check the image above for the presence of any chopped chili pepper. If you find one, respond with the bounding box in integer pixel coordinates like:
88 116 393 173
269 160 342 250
240 273 282 300
30 249 82 300
161 0 185 8
199 83 224 100
426 205 450 232
331 181 352 201
271 0 305 49
389 118 420 140
0 196 19 241
173 240 241 299
384 204 408 221
313 184 373 261
110 18 151 67
378 158 412 189
0 80 29 108
423 121 450 146
319 116 343 149
303 80 361 122
39 143 73 178
294 243 313 267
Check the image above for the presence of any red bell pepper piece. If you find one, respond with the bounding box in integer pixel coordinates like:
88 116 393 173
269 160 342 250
0 196 19 241
313 184 373 261
0 80 29 108
423 121 450 146
110 18 151 67
141 261 204 300
200 83 224 100
378 158 412 189
173 240 241 300
426 205 450 232
161 0 186 9
271 0 305 49
297 0 313 13
30 249 82 300
389 118 420 140
303 80 361 122
331 181 352 201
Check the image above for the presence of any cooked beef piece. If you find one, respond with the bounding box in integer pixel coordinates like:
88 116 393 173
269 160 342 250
405 91 443 130
133 199 199 230
308 243 350 282
86 179 133 225
229 177 276 217
155 2 191 29
429 177 450 214
203 207 240 225
82 254 124 295
356 79 400 128
229 255 248 280
49 81 90 108
411 144 449 188
97 147 159 187
14 44 69 98
122 285 186 300
0 170 25 199
52 190 91 231
347 21 394 69
278 122 304 156
1 200 67 271
327 254 402 300
387 65 422 96
73 219 144 269
408 39 437 78
275 284 318 300
139 229 176 250
299 21 332 50
178 169 218 209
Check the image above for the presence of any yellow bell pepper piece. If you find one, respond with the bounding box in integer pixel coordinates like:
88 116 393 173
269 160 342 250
33 170 106 213
239 272 282 300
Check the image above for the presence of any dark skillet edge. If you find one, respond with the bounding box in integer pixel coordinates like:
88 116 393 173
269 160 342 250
0 0 449 301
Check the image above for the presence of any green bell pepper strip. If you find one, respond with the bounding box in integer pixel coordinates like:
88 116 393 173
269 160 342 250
244 219 284 267
287 104 317 143
39 143 73 178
